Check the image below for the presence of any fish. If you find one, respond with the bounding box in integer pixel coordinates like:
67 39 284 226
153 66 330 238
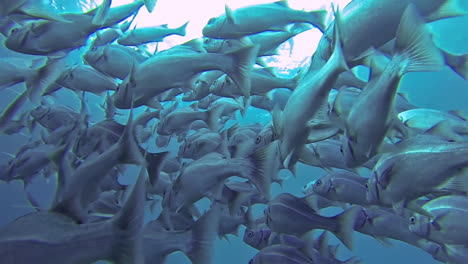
0 163 147 264
366 135 468 207
308 0 467 72
52 64 117 95
113 44 259 108
409 195 468 245
84 44 148 80
117 22 189 46
202 1 327 39
274 7 347 172
311 171 370 206
165 152 268 213
4 0 145 55
264 193 362 250
342 4 444 167
210 68 297 99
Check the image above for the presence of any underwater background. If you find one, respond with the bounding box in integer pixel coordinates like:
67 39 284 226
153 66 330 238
0 0 467 263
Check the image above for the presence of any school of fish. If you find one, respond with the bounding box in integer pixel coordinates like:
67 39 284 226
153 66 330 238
0 0 467 263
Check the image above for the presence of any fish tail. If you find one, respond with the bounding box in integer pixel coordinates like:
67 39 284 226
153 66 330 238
176 21 189 37
306 9 328 33
395 4 444 76
92 0 112 26
225 44 260 101
425 0 468 22
444 51 468 80
110 167 147 264
146 151 169 186
334 206 362 251
118 106 147 166
26 57 63 102
328 5 349 73
206 103 225 132
246 140 282 201
186 203 221 264
143 0 157 13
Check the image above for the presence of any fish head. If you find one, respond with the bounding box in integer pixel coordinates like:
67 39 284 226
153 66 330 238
4 26 30 53
243 229 264 248
83 45 104 66
253 124 275 151
30 105 50 121
202 17 224 39
202 37 225 53
55 67 75 86
312 178 333 196
209 74 227 95
302 181 314 195
408 214 431 238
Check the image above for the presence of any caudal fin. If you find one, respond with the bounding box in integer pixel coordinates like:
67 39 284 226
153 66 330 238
226 44 260 101
334 206 362 251
111 167 147 264
247 140 282 201
144 0 157 13
305 10 328 33
395 4 444 76
92 0 112 26
444 51 468 80
186 203 221 264
176 21 189 37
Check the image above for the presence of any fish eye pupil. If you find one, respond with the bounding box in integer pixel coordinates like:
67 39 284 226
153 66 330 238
410 217 415 224
365 183 369 189
315 180 321 186
249 260 254 264
248 231 253 237
255 136 261 144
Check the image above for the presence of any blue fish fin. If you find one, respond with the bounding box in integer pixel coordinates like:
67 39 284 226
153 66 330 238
395 4 444 76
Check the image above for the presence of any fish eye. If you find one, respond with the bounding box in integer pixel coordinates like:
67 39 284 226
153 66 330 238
10 27 19 35
208 18 216 24
204 38 211 44
410 216 416 224
339 145 343 153
247 231 254 238
226 40 232 47
255 136 261 144
365 183 369 189
315 180 322 186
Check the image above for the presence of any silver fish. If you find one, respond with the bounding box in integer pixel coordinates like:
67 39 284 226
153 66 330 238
202 1 326 39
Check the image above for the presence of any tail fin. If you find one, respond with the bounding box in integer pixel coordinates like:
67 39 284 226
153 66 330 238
111 167 147 264
186 203 222 264
118 107 147 166
26 56 65 102
247 140 281 201
225 44 260 101
305 10 328 33
444 51 468 80
395 4 444 76
146 151 169 186
206 104 225 132
144 0 157 13
328 5 349 74
0 89 28 129
334 206 361 251
176 21 189 37
92 0 112 26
